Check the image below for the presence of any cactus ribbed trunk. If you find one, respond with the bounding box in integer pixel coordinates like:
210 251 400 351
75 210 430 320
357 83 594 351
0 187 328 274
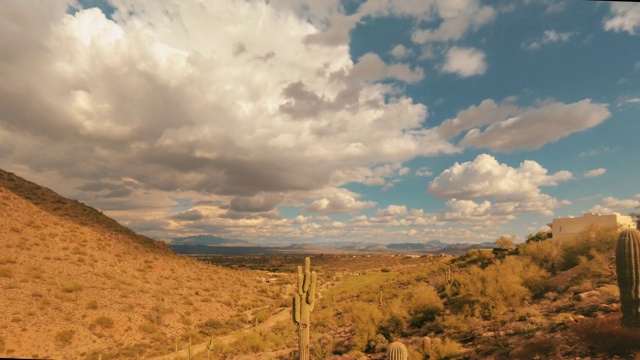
388 341 407 360
615 229 640 327
298 299 310 359
292 257 316 360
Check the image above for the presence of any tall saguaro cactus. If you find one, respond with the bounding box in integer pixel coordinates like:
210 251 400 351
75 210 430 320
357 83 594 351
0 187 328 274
444 266 453 297
616 228 640 327
292 257 317 360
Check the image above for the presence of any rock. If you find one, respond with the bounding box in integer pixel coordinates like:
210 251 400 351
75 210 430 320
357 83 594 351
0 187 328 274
563 317 576 327
597 304 619 312
573 290 600 301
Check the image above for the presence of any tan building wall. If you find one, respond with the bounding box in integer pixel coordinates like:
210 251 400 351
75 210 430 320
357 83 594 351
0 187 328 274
551 212 636 239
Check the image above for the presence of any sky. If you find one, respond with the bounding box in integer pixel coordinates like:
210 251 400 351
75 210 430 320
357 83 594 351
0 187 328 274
0 0 639 245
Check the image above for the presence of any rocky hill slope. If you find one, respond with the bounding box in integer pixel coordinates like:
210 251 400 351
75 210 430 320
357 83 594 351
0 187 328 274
0 169 280 359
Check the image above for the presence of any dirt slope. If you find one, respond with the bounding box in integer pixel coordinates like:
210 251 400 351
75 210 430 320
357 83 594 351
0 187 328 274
0 169 277 359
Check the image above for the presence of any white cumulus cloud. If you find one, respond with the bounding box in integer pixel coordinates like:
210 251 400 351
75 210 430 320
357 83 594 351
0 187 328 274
522 30 575 50
584 168 606 178
441 46 487 78
0 0 457 219
411 0 496 43
429 154 571 216
604 3 640 35
436 98 611 152
301 188 376 214
589 195 640 215
390 44 412 59
376 205 409 217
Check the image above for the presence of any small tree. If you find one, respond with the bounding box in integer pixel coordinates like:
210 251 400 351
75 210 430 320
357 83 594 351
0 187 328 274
526 231 550 243
496 235 516 250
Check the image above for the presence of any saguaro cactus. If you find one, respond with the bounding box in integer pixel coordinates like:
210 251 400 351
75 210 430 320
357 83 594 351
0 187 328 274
292 257 317 360
422 336 432 354
616 228 640 327
388 341 407 360
444 266 453 297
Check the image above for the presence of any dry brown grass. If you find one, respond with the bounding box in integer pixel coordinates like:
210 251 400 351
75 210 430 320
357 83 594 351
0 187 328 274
0 170 281 359
572 315 640 357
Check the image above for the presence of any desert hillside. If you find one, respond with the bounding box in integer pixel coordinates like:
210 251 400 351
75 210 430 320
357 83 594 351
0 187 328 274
0 169 282 359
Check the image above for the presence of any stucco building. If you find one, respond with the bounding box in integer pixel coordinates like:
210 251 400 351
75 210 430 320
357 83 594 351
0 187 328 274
550 212 636 240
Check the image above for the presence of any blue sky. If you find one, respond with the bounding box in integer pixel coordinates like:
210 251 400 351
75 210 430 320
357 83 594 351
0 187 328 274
0 0 639 244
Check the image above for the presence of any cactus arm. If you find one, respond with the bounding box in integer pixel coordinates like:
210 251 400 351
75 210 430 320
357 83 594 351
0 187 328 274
297 266 304 295
293 293 301 325
307 272 316 305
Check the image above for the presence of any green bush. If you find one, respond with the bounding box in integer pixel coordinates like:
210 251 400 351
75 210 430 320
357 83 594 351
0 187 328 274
427 337 465 360
350 303 384 352
379 299 408 340
406 284 443 327
452 257 532 319
572 250 614 286
560 225 617 270
519 239 563 274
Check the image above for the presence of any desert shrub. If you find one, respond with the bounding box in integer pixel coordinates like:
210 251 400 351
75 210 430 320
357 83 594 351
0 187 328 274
550 313 574 332
509 336 559 359
94 316 115 329
517 258 553 298
138 323 159 334
0 267 13 278
572 250 614 286
311 333 336 359
526 231 550 243
513 307 542 322
198 316 244 336
406 284 443 327
350 303 384 352
365 334 389 354
86 299 99 310
146 303 174 325
61 281 83 293
434 314 477 336
427 337 465 360
230 332 267 354
452 257 531 319
452 249 495 269
572 316 640 357
560 225 617 270
55 329 75 345
379 299 408 340
519 239 563 274
253 307 272 323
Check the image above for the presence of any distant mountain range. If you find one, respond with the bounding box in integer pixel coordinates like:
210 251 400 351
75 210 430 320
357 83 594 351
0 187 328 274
169 234 252 246
167 236 495 255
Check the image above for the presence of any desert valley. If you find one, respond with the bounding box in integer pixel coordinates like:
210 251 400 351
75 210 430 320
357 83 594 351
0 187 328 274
3 1 640 359
2 169 640 359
